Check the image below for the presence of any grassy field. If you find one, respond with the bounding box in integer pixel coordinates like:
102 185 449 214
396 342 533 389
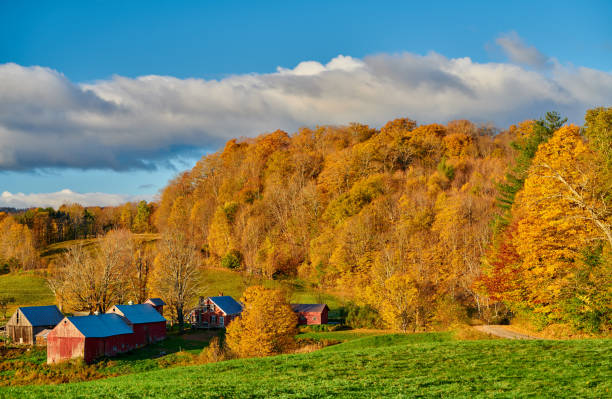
0 272 55 321
1 333 609 398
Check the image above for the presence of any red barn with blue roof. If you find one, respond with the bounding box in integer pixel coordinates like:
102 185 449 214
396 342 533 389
107 303 166 345
190 295 242 328
47 313 135 364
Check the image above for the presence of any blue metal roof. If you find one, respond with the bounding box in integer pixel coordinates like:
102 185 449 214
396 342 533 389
109 304 166 324
210 296 243 315
19 305 63 327
146 298 165 306
68 313 133 337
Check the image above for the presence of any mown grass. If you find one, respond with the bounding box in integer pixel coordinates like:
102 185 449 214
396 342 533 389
297 329 389 343
2 335 610 398
0 272 55 321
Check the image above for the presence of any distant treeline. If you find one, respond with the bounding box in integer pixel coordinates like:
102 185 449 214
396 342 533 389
0 201 157 272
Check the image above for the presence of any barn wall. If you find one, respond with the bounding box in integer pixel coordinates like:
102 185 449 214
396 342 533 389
145 321 166 342
47 320 85 364
6 310 34 345
191 308 235 328
296 311 327 325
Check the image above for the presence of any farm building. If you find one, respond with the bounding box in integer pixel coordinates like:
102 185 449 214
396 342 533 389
6 305 64 345
145 298 166 315
291 304 329 325
47 313 135 364
107 303 166 345
35 329 52 346
190 295 242 328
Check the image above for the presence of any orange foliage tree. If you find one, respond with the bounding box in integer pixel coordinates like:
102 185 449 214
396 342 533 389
225 286 297 357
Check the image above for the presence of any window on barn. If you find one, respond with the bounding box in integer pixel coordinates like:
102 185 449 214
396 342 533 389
211 315 216 324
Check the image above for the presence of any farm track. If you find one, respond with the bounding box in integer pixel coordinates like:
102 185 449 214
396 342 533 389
474 325 542 339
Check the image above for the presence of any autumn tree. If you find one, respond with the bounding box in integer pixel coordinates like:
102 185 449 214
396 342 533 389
152 229 202 331
0 216 38 271
226 286 297 357
48 229 134 313
130 240 155 303
510 125 611 327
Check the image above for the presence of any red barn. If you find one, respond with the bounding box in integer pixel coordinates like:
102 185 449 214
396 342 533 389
291 304 329 325
107 303 166 345
47 313 135 364
190 296 242 328
145 298 166 316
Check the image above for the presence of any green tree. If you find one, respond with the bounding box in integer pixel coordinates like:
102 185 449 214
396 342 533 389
494 111 567 232
133 201 152 233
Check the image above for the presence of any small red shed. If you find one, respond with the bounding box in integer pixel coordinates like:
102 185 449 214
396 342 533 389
291 304 329 325
190 296 242 328
144 298 166 316
107 303 166 345
47 313 134 364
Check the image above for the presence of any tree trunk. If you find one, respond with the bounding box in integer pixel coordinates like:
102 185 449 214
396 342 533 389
177 304 184 332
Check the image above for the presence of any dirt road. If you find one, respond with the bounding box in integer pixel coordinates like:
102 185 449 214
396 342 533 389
474 325 542 340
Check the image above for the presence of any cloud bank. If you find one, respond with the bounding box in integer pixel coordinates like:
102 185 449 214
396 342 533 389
1 40 611 172
0 189 150 209
496 31 550 69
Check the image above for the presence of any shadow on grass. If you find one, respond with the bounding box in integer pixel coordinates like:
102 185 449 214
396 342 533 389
104 330 224 363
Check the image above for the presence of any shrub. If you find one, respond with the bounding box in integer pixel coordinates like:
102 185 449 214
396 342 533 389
198 336 228 364
220 250 243 269
343 302 383 329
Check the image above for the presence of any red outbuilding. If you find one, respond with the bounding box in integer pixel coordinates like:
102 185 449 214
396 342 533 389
190 295 242 328
145 298 166 316
291 304 329 325
47 313 135 364
107 303 166 345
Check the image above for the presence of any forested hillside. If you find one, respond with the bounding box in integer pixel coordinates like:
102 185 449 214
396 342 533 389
153 118 496 330
154 109 611 333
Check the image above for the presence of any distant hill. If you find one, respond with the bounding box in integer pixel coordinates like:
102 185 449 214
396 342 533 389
0 207 30 214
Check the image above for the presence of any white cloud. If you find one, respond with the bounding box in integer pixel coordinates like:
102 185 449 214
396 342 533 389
0 189 150 209
496 32 550 68
0 44 611 172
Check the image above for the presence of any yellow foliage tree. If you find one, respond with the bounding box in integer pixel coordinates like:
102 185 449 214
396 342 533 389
513 125 611 318
225 286 297 358
0 217 38 270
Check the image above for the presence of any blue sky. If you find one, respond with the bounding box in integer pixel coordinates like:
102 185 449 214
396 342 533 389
1 0 611 208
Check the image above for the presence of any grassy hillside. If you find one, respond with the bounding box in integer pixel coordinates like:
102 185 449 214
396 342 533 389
39 234 159 264
0 272 54 321
2 335 610 398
